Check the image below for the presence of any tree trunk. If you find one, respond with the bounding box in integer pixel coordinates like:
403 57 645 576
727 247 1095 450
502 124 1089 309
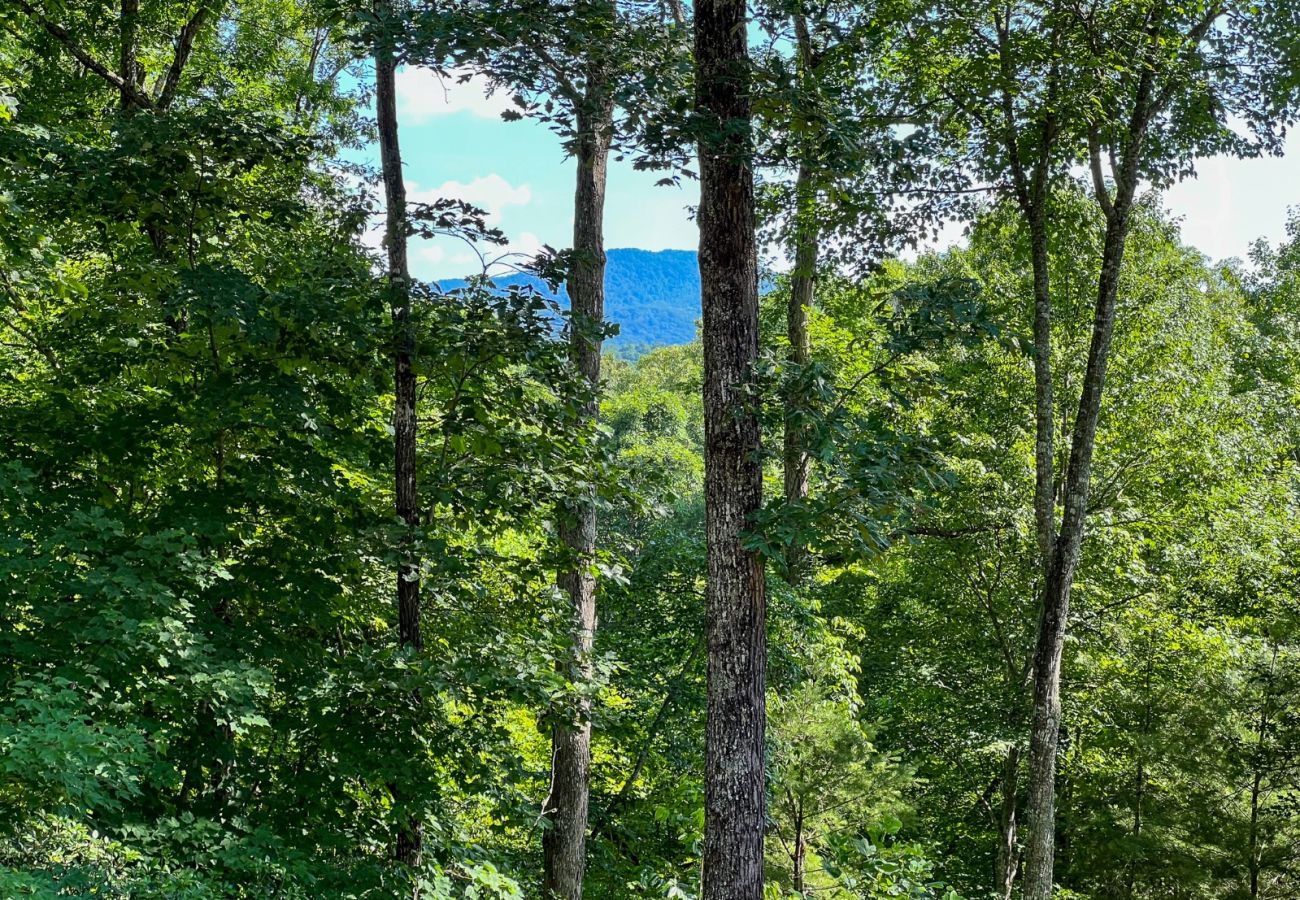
1249 766 1263 899
374 0 422 873
119 0 140 111
542 94 614 900
696 2 766 897
792 806 806 895
1124 652 1153 899
1248 678 1271 900
1021 177 1138 900
1027 202 1055 577
782 159 816 583
995 743 1020 900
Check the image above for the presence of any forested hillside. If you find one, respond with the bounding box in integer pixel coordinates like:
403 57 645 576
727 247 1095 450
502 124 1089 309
3 2 1300 900
439 248 703 353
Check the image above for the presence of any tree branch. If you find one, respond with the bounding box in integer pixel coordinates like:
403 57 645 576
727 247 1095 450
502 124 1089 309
13 0 154 108
1088 128 1114 221
157 0 223 109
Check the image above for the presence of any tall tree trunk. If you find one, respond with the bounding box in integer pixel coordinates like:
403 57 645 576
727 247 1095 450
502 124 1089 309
695 2 766 897
1021 163 1141 900
782 159 816 583
374 0 423 873
995 743 1020 900
543 94 614 900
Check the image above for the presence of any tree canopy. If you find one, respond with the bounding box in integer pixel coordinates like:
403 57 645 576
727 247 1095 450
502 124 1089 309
2 1 1300 898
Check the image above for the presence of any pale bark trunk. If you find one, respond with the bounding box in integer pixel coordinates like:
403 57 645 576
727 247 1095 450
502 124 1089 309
374 0 422 873
995 743 1021 900
696 2 767 897
543 95 613 900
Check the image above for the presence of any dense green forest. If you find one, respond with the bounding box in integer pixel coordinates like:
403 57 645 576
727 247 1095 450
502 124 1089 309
3 1 1300 898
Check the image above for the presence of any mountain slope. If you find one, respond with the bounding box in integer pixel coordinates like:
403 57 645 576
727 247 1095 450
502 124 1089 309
440 248 701 351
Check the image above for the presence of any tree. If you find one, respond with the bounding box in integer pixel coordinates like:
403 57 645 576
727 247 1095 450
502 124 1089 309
371 0 426 875
752 0 965 582
695 0 768 895
402 5 689 892
766 681 912 895
0 1 594 893
896 2 1300 893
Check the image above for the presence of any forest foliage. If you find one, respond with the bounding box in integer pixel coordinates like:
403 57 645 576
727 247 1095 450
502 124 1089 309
2 0 1300 898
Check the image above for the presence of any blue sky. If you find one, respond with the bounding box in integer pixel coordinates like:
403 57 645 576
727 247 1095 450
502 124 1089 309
365 66 1300 281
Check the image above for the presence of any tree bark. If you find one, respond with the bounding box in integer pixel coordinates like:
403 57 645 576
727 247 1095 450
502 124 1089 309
374 0 422 873
543 93 614 900
995 743 1020 900
157 1 222 110
696 2 767 897
119 0 140 111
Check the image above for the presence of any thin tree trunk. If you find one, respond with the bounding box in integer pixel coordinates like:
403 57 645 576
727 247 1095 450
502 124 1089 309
543 93 614 900
605 635 705 822
156 1 222 110
1247 660 1272 900
1124 652 1153 899
374 0 423 873
119 0 140 111
783 158 816 583
995 743 1021 900
792 806 806 895
1249 766 1263 899
696 2 766 897
1027 201 1055 577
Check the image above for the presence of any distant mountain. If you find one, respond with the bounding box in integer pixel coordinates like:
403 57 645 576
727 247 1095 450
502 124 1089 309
439 248 701 353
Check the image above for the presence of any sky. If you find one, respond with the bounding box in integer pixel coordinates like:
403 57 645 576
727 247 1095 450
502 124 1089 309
363 66 1300 281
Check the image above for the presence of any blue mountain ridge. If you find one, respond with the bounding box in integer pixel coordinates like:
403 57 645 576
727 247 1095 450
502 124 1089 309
437 248 702 353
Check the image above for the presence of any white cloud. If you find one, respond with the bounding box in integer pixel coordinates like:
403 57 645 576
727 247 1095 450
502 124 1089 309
408 174 532 219
416 244 446 266
396 66 515 122
360 223 384 252
505 231 545 259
